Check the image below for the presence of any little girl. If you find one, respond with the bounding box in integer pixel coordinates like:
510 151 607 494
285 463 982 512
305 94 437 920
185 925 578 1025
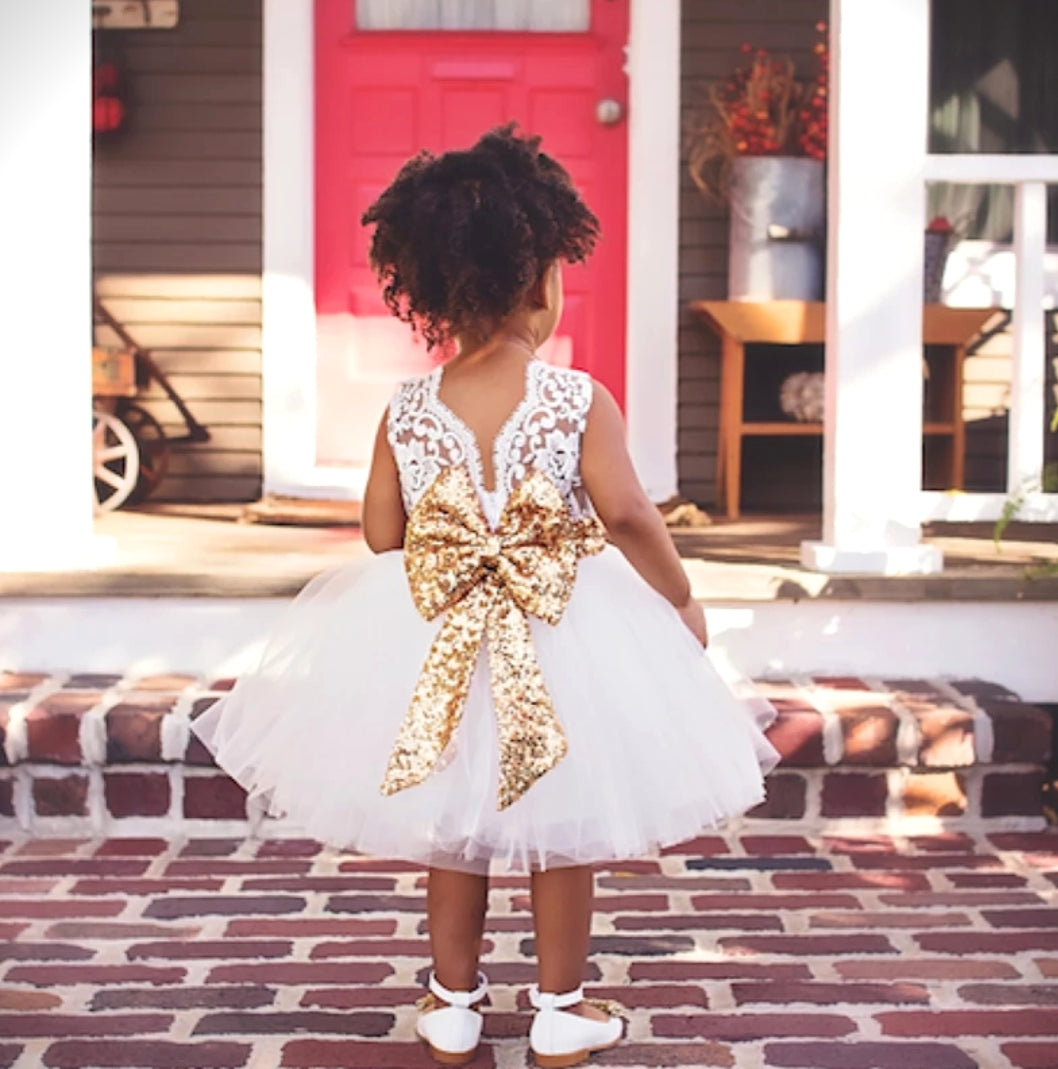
193 126 778 1069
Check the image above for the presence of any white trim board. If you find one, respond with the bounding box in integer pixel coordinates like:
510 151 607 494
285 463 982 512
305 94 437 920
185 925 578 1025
260 0 680 502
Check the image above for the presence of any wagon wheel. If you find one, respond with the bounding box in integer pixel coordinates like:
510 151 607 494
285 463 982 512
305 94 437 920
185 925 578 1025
92 407 140 512
118 402 171 503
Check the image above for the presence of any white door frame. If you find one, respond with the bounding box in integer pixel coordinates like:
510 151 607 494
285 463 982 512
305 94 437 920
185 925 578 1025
261 0 680 501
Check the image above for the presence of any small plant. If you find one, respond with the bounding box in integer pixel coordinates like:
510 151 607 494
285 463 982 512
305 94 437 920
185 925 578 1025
687 23 828 203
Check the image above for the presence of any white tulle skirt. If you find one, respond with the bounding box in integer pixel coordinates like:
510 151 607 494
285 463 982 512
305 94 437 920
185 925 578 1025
192 547 779 873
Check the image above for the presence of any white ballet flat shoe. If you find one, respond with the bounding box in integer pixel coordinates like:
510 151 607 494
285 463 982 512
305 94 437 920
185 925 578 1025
528 984 625 1068
415 970 488 1066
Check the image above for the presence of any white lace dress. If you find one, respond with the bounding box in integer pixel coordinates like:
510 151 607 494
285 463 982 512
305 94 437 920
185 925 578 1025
192 360 778 872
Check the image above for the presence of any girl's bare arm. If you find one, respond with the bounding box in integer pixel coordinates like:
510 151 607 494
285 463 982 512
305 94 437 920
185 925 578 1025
580 383 707 645
362 414 407 553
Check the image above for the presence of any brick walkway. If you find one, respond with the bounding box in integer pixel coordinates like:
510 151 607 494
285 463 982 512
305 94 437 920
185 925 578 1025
1 832 1058 1069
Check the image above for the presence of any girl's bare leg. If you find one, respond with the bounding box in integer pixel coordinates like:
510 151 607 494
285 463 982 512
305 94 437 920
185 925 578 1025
426 867 489 992
530 865 606 1019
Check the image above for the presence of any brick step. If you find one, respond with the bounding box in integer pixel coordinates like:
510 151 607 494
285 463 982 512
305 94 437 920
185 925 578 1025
0 671 1053 836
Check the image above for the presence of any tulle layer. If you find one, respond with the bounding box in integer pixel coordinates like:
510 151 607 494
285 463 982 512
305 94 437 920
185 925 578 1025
192 547 779 873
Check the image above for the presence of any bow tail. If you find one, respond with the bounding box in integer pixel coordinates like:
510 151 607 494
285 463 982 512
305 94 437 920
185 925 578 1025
380 585 490 798
485 597 569 811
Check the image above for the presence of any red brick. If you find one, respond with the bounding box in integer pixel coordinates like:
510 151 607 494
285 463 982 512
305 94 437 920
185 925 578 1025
763 1041 977 1068
0 1046 23 1069
809 910 971 929
613 913 783 931
748 772 807 819
741 835 814 855
733 981 929 1005
594 1042 732 1066
0 1013 173 1037
902 771 969 817
6 964 186 987
42 1040 251 1068
849 852 1000 870
309 939 433 959
92 987 275 1012
94 838 170 857
1036 960 1058 978
281 1040 495 1068
104 772 171 818
916 932 1058 953
772 872 930 891
256 839 322 858
718 934 896 956
691 893 864 911
130 674 197 692
183 776 248 820
660 835 729 856
32 774 89 817
836 959 1019 980
206 963 393 985
880 891 1043 908
224 918 396 939
193 1011 393 1037
301 986 443 1010
243 876 399 892
105 698 173 762
0 989 62 1010
185 735 218 766
0 942 95 962
914 704 976 767
654 1012 856 1040
820 772 888 817
811 676 872 691
0 778 13 817
25 692 101 763
71 878 225 896
624 962 815 982
958 984 1058 1005
2 858 149 877
127 940 292 961
878 1009 1058 1037
763 710 825 766
989 833 1058 851
908 833 976 851
985 700 1052 763
0 922 28 939
326 894 426 914
585 984 709 1009
16 839 89 855
947 872 1027 888
64 674 122 689
982 908 1058 929
0 670 48 691
145 895 304 919
0 700 15 767
596 875 751 892
336 858 423 872
1002 1042 1058 1068
208 678 236 692
0 897 126 918
46 922 199 940
166 860 312 878
823 835 897 854
837 705 898 765
982 771 1044 817
181 839 241 857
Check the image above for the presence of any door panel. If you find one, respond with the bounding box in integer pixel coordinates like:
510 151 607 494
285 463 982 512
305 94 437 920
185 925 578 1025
315 0 628 470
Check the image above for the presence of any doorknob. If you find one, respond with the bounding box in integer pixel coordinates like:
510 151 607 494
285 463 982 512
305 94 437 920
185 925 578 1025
595 98 623 125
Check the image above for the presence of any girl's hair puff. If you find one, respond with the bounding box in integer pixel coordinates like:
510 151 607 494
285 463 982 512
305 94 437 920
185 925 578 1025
362 124 599 349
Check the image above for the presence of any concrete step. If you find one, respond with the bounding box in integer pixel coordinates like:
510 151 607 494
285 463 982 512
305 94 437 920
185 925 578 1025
0 671 1052 838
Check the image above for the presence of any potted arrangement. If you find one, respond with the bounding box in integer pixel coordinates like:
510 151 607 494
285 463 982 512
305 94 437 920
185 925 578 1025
687 25 828 301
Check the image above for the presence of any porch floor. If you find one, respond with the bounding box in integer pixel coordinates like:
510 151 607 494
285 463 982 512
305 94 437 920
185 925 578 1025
1 504 1056 600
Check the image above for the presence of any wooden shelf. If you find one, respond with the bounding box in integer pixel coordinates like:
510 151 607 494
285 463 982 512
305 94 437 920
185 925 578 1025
688 300 1001 518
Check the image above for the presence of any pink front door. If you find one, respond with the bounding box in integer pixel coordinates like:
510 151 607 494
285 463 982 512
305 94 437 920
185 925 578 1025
314 0 628 471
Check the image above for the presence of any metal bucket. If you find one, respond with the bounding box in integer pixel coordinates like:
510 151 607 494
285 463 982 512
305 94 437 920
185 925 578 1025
728 156 825 301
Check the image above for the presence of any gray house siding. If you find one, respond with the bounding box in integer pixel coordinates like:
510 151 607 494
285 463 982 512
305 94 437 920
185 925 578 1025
92 0 263 503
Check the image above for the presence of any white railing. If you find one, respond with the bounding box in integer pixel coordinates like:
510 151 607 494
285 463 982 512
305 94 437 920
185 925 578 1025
920 154 1058 523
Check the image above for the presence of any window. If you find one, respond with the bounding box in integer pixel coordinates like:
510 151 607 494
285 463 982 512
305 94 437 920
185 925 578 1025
355 0 590 32
929 0 1058 242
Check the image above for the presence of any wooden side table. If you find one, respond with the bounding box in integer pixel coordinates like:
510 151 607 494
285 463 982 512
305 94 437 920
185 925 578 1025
688 300 999 519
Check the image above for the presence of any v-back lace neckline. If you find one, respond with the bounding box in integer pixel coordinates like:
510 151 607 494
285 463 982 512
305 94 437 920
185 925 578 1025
429 359 539 497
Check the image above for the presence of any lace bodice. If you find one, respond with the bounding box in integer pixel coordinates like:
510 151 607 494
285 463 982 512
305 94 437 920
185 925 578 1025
387 360 594 528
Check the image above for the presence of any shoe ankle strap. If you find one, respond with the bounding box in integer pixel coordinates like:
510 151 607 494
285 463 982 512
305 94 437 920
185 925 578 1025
428 970 488 1008
529 983 584 1010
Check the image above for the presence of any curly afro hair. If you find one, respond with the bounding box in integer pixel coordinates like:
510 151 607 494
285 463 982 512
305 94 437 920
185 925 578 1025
361 124 599 350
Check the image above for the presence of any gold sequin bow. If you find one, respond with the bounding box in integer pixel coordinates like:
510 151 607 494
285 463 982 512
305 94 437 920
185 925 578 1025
380 466 605 810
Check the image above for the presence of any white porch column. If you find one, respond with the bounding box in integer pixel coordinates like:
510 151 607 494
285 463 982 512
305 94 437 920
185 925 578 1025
801 0 943 575
0 1 99 571
625 0 680 502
